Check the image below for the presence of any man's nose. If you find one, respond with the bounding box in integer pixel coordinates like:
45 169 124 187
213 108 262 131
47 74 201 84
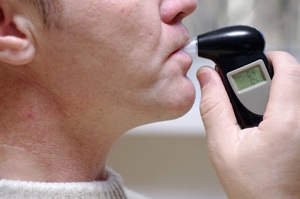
160 0 197 24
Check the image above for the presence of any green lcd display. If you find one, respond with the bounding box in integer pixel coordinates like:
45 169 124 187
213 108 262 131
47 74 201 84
232 65 265 91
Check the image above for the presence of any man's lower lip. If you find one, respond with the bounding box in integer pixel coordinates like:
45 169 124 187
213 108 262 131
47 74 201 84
170 50 193 73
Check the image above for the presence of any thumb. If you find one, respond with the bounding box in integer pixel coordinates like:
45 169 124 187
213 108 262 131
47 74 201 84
197 66 239 144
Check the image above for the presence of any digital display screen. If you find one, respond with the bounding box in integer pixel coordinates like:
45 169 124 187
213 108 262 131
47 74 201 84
233 65 265 91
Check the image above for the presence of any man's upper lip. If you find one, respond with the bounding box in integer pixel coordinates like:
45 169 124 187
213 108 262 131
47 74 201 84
172 37 191 55
169 32 189 51
181 36 192 49
167 23 192 55
175 29 191 53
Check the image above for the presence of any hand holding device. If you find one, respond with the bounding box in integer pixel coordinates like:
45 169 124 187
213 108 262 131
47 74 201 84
197 51 300 199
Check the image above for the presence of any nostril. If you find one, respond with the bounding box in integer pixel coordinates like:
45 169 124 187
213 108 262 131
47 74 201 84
177 12 186 21
169 12 185 24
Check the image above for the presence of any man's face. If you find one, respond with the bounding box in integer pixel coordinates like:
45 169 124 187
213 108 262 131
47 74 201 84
31 0 197 129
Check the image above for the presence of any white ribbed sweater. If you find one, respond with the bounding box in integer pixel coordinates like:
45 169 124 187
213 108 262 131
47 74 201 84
0 169 148 199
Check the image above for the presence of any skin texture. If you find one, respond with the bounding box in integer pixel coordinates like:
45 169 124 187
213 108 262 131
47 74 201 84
1 1 300 198
0 0 197 182
197 51 300 199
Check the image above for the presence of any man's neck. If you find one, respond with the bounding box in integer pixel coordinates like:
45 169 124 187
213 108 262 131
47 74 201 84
0 68 113 182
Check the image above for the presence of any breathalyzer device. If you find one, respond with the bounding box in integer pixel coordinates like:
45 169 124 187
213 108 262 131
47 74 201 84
183 25 273 128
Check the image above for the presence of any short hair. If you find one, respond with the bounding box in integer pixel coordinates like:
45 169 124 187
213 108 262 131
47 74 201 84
27 0 62 28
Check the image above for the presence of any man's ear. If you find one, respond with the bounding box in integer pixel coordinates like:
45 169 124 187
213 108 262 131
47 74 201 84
0 4 36 65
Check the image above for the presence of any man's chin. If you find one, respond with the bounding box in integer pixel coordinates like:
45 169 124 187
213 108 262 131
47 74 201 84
156 93 196 122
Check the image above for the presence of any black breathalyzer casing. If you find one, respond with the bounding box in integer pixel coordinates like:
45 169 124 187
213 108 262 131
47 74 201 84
196 25 273 128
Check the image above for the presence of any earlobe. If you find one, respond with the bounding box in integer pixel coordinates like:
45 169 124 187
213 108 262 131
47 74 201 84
0 7 36 65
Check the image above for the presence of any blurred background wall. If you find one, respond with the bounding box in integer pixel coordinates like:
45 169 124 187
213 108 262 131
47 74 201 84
184 0 300 59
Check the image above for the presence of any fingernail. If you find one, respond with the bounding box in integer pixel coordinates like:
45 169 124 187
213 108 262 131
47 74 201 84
197 70 211 89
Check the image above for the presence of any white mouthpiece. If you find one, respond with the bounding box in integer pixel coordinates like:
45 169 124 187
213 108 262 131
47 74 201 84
182 37 198 58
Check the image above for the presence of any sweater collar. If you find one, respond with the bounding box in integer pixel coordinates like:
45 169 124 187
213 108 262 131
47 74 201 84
0 168 127 199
